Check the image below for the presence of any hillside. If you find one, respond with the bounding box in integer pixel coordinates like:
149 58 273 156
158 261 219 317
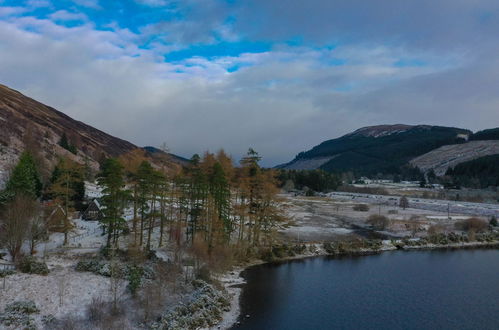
280 124 471 175
0 84 183 186
410 140 499 176
470 128 499 141
445 154 499 188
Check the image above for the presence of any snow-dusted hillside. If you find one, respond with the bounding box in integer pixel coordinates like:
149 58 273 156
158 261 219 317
410 140 499 175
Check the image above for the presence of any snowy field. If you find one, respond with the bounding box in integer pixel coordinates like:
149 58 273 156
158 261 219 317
328 191 499 217
279 193 491 242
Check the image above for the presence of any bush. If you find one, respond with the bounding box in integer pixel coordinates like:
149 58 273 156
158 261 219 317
490 216 498 227
259 249 274 262
196 265 211 283
87 297 107 323
353 204 369 212
455 218 489 233
0 300 39 329
366 215 390 230
127 265 143 295
0 269 15 278
19 256 49 275
4 301 39 314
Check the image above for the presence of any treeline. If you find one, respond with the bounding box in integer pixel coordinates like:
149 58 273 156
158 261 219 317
469 128 499 141
445 154 499 188
277 169 341 193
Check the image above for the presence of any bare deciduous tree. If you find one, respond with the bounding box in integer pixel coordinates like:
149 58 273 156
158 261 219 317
27 208 46 255
0 194 38 262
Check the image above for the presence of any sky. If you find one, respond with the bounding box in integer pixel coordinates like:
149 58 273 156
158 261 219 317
1 0 499 166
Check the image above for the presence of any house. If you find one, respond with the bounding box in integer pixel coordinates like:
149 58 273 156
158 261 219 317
44 203 73 233
82 199 104 221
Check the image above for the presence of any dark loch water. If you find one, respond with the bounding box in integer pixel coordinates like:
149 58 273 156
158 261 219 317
233 249 499 330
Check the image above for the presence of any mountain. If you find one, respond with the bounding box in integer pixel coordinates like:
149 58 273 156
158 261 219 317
279 124 472 175
0 84 184 186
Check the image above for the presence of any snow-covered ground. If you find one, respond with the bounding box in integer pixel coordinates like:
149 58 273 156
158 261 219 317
328 191 499 217
0 258 127 322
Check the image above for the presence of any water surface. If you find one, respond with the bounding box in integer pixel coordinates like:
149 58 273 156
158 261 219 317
234 249 499 330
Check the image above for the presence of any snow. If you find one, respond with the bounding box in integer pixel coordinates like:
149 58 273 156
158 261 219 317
211 269 245 330
0 257 127 329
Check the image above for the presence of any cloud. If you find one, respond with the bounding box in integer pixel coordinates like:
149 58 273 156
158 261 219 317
135 0 169 6
71 0 100 9
26 0 52 9
49 10 88 22
1 2 499 166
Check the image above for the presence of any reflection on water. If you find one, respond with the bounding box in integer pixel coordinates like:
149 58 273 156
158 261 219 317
233 249 499 330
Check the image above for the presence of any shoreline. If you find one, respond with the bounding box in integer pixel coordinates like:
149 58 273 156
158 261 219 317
214 239 499 330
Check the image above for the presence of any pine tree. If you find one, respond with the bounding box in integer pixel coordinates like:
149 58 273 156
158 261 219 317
98 158 129 247
209 162 231 242
135 161 154 248
3 151 42 201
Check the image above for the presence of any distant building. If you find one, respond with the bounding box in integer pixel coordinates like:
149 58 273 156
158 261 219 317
82 199 104 221
456 133 469 141
44 203 73 233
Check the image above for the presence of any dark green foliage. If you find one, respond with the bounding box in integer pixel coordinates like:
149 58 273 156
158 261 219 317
98 158 129 247
45 158 86 210
445 154 499 188
59 133 77 154
0 269 15 278
127 265 143 295
209 162 231 239
490 216 498 227
290 126 469 176
470 128 499 141
19 256 49 275
3 152 42 200
277 169 340 192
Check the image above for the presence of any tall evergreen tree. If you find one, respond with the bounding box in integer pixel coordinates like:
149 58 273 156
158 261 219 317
3 151 42 201
98 158 129 247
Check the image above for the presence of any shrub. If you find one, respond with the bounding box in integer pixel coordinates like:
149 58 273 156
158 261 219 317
19 256 49 275
455 218 489 233
353 204 369 212
4 301 39 314
366 215 390 230
196 265 211 283
490 216 498 227
0 300 39 329
0 269 15 278
87 297 107 323
127 265 143 295
259 249 274 262
399 196 409 209
388 209 398 215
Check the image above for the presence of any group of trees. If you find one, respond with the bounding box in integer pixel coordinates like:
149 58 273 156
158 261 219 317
0 147 88 258
444 155 499 189
0 146 284 264
0 152 45 261
277 169 341 193
99 148 283 258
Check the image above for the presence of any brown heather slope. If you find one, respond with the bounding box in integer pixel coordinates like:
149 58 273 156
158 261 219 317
0 84 183 184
